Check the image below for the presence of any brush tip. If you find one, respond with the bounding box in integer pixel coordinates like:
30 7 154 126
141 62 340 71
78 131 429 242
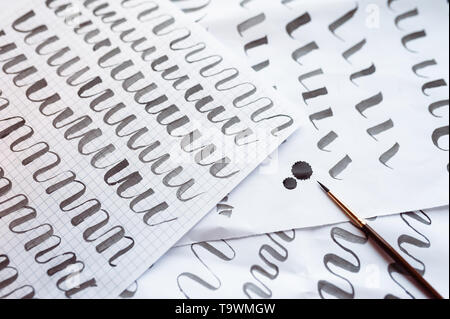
317 181 330 193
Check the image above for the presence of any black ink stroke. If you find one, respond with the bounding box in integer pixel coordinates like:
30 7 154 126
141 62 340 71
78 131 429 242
328 3 358 42
243 230 296 299
0 90 135 267
318 226 368 299
216 196 234 218
385 211 433 299
286 12 311 39
120 281 139 298
390 3 449 171
237 12 271 72
0 254 35 299
177 241 236 299
286 10 348 177
170 0 212 23
15 7 239 187
0 166 97 298
329 155 353 180
330 4 399 169
100 0 294 137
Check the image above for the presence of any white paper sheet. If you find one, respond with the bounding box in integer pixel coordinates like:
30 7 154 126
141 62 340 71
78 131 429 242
0 0 300 298
174 0 450 244
125 206 449 299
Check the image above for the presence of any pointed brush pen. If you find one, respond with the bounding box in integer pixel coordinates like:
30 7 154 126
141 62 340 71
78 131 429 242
317 181 443 299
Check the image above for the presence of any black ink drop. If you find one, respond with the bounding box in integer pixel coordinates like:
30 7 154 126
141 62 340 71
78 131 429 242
283 177 297 190
283 161 313 190
292 161 313 180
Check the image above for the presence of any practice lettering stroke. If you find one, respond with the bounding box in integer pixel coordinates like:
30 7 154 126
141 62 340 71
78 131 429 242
0 89 135 267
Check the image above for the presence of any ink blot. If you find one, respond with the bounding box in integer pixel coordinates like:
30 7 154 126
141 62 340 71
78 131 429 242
283 161 313 190
283 178 297 190
292 161 313 180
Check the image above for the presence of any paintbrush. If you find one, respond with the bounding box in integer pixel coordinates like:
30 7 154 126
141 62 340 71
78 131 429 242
317 181 443 299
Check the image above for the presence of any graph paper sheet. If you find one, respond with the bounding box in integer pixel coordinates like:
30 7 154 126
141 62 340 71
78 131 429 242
0 0 300 298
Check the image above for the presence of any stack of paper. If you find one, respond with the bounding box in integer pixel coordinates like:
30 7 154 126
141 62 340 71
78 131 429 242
0 0 448 299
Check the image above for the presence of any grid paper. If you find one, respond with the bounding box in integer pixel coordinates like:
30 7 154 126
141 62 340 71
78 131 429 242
0 0 300 299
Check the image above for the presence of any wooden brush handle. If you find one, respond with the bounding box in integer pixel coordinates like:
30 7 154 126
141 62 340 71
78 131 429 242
362 224 443 299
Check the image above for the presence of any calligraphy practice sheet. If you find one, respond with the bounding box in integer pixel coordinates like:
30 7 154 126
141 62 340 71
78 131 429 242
0 0 300 298
125 206 449 299
175 0 450 244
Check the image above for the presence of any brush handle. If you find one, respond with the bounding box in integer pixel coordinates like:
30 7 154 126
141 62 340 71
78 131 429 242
362 224 443 299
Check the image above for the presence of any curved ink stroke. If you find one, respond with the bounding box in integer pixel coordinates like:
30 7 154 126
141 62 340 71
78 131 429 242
432 126 449 151
286 12 311 39
0 91 135 267
28 5 242 182
243 230 296 299
392 4 449 171
0 167 96 298
412 59 437 78
237 11 271 72
379 143 400 169
170 0 212 23
0 254 35 299
331 8 398 169
317 131 338 152
120 281 139 298
395 8 418 30
113 0 294 136
177 240 236 299
216 196 234 218
328 3 359 42
318 226 368 299
1 28 182 228
385 211 432 299
329 155 352 180
238 12 265 36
